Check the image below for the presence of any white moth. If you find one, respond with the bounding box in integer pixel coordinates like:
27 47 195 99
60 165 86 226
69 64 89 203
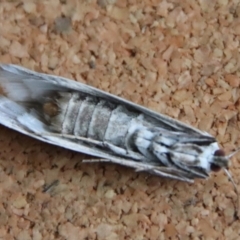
0 64 238 211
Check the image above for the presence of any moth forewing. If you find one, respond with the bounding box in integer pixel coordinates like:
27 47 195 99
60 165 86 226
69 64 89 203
0 64 238 214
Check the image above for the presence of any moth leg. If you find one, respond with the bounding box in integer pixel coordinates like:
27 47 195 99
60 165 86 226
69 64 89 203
41 132 194 182
41 132 105 147
102 142 145 161
83 158 194 183
146 168 194 183
42 132 145 161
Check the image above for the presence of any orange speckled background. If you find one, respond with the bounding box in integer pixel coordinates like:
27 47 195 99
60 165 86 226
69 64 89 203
0 0 240 239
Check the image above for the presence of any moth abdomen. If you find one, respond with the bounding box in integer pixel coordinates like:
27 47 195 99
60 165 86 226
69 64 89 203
86 99 115 140
42 91 140 147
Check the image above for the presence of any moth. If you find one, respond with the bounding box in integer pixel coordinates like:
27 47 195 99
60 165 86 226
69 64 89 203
0 64 238 206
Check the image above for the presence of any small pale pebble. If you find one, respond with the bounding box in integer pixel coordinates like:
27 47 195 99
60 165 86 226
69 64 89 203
186 225 195 233
9 41 29 58
107 6 129 20
12 196 28 209
205 78 215 87
225 74 240 87
104 189 116 199
72 55 81 64
23 2 36 13
32 179 45 190
217 91 232 101
224 62 236 73
201 209 210 216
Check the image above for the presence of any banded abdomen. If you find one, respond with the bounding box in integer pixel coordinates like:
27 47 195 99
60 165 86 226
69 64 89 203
43 92 152 149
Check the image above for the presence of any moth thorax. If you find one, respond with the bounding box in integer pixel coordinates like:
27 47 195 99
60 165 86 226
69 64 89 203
43 102 59 118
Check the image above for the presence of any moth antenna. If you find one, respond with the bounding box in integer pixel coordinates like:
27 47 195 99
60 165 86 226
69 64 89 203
223 168 239 218
226 147 240 159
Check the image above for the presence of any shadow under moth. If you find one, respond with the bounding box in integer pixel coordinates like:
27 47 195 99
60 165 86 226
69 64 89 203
0 64 238 215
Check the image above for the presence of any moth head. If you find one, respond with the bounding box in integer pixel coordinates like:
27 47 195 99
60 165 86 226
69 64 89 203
200 143 239 173
210 147 240 175
210 149 228 172
185 143 239 217
211 147 240 218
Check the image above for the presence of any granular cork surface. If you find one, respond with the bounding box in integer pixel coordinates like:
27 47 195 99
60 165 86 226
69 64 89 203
1 1 240 239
